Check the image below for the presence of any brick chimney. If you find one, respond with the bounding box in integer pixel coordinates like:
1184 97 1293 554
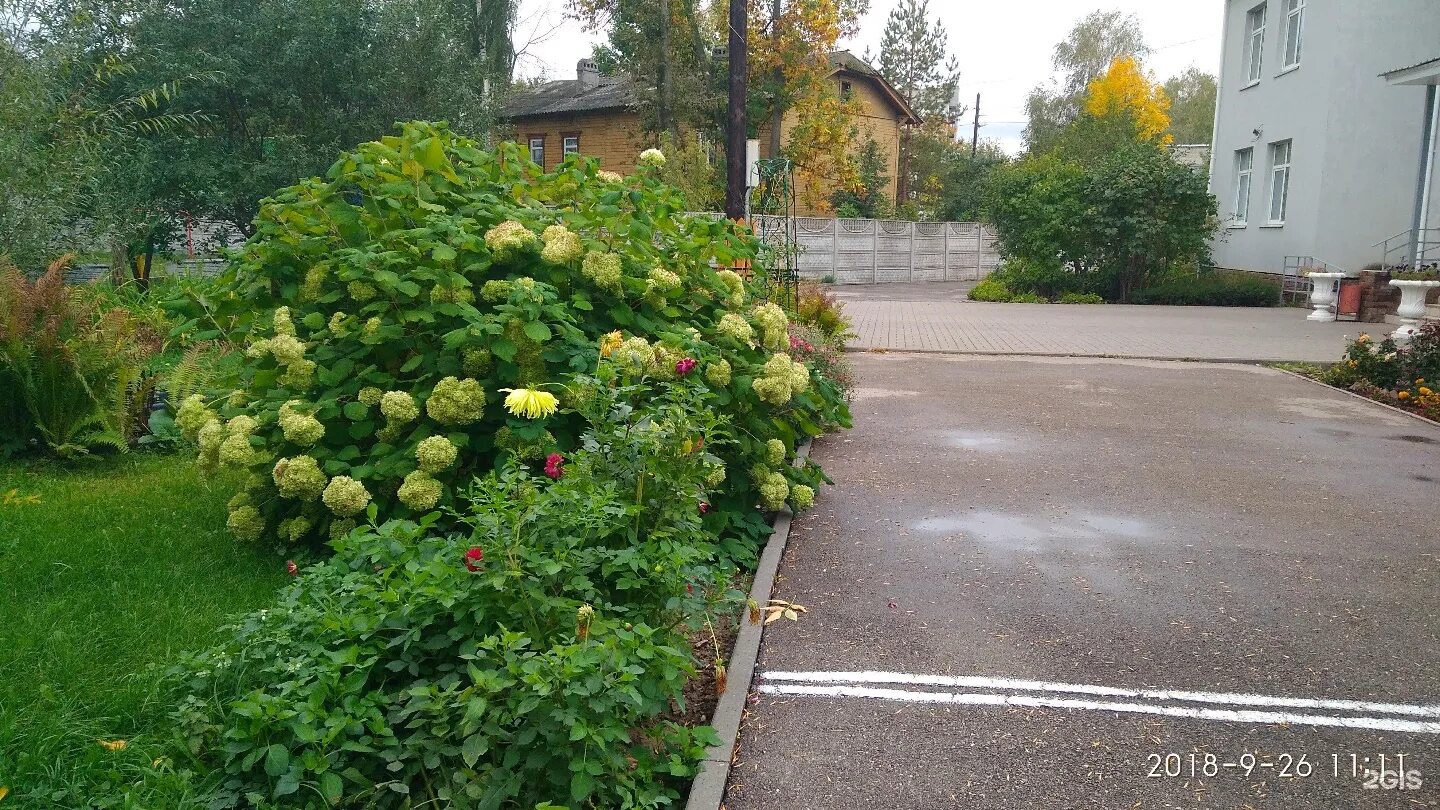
577 59 600 90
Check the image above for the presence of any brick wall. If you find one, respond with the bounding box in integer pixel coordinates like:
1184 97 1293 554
505 110 646 174
757 73 906 217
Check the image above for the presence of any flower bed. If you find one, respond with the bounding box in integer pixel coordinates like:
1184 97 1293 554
1301 324 1440 422
113 123 852 808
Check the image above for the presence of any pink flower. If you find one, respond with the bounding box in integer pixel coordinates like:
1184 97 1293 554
698 501 710 515
464 547 484 571
544 452 564 480
285 560 299 576
675 357 697 376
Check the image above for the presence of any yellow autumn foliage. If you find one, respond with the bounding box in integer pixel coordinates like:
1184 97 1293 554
1084 56 1173 145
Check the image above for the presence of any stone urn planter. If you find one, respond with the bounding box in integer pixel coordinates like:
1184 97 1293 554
1305 272 1345 322
1388 279 1440 340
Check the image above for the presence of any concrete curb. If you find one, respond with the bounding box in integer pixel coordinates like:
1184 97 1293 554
844 346 1339 366
684 440 813 810
1271 367 1440 429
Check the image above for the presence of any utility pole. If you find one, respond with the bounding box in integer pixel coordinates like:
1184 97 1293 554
970 93 980 159
725 0 748 219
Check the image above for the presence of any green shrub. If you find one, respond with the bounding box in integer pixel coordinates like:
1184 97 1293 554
153 384 747 808
1007 291 1047 303
1129 273 1278 307
968 277 1012 302
794 281 853 344
986 145 1218 301
176 122 849 550
989 259 1092 299
1058 292 1105 304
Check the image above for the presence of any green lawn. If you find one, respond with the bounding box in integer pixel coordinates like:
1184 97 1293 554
0 454 286 806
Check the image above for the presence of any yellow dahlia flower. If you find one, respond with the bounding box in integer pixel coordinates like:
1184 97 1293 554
501 388 559 419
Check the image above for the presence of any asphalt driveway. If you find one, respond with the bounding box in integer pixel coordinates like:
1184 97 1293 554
725 353 1440 809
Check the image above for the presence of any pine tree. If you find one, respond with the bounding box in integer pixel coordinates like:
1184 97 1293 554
877 0 959 120
876 0 961 211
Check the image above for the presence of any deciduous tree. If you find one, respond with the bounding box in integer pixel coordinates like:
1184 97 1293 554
1023 10 1148 154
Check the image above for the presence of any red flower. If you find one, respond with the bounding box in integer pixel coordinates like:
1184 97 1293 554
675 357 697 376
464 547 484 571
544 452 564 480
698 501 710 515
686 583 695 594
285 560 298 576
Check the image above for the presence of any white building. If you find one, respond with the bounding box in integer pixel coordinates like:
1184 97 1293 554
1208 0 1440 275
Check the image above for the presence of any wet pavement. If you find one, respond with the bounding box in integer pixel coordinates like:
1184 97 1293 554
724 353 1440 810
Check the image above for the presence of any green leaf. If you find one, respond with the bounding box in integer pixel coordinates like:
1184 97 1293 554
461 732 487 766
523 321 552 342
570 770 594 803
343 402 370 421
432 244 457 262
264 744 290 777
319 771 343 802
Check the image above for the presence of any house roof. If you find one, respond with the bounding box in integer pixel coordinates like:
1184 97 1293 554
827 50 922 124
500 75 639 120
500 51 921 124
1381 55 1440 86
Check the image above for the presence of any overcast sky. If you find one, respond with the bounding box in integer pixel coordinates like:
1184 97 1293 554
512 1 1223 154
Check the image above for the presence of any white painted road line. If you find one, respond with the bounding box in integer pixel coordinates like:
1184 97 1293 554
757 684 1440 735
760 671 1440 719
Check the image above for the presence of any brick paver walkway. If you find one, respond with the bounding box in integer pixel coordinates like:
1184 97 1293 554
832 283 1358 362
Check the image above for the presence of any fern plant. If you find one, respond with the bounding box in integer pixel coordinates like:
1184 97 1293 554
0 256 158 457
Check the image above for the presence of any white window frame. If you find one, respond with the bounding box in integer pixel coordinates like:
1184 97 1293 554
1244 4 1267 85
528 136 545 166
1281 0 1304 70
562 135 580 156
1266 139 1292 225
1233 148 1253 226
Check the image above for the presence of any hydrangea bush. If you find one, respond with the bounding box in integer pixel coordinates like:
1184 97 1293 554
183 121 850 550
159 382 734 808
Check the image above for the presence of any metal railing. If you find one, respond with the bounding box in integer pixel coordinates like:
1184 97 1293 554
1372 228 1440 270
1281 255 1351 305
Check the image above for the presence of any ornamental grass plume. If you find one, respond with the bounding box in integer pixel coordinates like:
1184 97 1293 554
501 387 559 419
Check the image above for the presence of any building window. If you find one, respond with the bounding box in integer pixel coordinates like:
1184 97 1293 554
840 80 853 100
1233 148 1253 225
1267 139 1291 224
1244 3 1266 84
1282 0 1304 68
528 136 545 167
562 134 580 156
